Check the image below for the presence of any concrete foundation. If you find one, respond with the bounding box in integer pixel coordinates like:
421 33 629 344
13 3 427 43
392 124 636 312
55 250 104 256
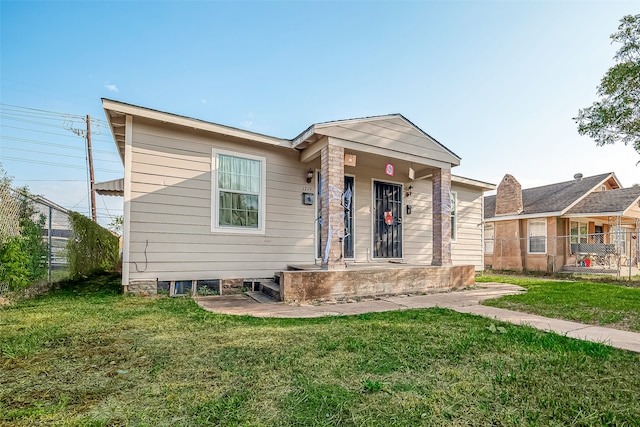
280 265 474 303
221 278 245 294
126 280 157 296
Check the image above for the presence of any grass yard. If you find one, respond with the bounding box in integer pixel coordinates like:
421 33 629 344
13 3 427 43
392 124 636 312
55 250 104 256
1 273 639 426
477 275 640 332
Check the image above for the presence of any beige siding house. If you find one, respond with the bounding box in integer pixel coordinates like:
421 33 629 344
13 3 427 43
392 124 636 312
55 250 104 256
102 99 494 300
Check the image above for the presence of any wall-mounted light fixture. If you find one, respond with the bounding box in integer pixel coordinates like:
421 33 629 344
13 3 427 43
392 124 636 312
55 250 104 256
405 185 413 198
306 168 314 183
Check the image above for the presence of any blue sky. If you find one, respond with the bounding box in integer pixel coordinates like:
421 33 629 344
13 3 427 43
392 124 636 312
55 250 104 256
1 1 639 226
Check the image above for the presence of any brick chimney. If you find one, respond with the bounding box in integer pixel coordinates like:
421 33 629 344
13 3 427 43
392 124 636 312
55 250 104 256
495 174 523 216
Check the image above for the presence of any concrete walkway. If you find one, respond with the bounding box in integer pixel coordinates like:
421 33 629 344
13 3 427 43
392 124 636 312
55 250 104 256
195 282 640 353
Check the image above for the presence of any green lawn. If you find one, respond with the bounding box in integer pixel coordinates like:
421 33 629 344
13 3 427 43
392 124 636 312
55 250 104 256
477 275 640 332
1 273 639 426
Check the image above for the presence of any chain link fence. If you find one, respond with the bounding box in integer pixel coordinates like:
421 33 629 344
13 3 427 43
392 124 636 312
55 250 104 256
0 182 71 293
33 195 72 282
0 180 21 239
485 230 640 279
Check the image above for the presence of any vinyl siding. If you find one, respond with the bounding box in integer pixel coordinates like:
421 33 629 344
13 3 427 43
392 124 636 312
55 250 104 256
450 184 484 269
346 160 483 269
401 178 433 264
316 116 459 166
127 118 315 282
126 117 485 283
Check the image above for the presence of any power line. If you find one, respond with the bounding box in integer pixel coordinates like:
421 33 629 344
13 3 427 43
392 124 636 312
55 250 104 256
15 179 88 182
1 124 113 145
0 103 85 119
0 104 109 125
1 123 86 140
1 136 120 157
2 156 122 173
0 113 108 137
1 146 122 164
0 115 82 131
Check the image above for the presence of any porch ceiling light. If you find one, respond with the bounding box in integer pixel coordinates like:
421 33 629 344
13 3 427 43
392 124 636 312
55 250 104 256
306 168 314 183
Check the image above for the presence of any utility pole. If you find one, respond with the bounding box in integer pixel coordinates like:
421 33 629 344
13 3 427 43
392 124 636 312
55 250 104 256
86 115 97 222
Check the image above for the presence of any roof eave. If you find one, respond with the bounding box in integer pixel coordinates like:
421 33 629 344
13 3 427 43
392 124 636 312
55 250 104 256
452 175 496 191
562 212 626 218
102 98 292 150
486 211 563 222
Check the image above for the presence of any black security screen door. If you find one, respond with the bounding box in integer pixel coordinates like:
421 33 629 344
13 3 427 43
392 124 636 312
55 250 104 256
373 181 402 258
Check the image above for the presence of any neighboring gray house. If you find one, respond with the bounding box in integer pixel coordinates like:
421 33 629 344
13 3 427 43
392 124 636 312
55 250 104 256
102 99 495 301
484 172 640 272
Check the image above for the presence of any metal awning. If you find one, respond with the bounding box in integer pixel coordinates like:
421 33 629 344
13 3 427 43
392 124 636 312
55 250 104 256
94 178 124 196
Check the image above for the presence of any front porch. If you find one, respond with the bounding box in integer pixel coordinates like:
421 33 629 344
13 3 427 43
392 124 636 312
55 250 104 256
248 263 475 303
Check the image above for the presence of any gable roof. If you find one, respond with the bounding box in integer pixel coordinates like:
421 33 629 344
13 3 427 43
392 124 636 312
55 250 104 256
103 100 461 169
485 172 618 220
565 186 640 217
292 114 461 168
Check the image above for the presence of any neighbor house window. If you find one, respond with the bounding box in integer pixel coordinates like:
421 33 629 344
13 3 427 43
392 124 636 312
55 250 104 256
212 149 266 233
450 191 457 241
484 223 494 254
570 221 588 253
528 219 546 253
612 226 627 255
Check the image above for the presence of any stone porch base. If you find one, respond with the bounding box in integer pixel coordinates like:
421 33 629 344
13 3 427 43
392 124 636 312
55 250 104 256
280 265 474 303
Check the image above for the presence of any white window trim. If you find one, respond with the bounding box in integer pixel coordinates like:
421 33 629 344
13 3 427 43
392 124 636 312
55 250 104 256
484 223 494 254
527 219 547 254
450 191 457 242
211 148 266 235
570 220 589 254
612 226 627 255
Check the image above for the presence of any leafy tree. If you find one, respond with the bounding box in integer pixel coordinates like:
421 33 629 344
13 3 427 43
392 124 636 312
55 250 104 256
16 197 47 281
108 215 123 235
575 14 640 157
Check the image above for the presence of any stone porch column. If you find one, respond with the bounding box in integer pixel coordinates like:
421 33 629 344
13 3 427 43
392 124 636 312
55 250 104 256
320 144 345 270
432 168 452 266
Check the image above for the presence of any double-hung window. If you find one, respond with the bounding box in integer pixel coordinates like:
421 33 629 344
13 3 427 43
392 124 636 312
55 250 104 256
612 226 627 255
212 149 266 234
528 219 546 253
484 223 494 254
570 221 588 253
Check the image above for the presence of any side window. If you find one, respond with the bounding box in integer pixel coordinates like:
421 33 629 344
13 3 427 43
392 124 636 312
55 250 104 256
528 219 546 253
484 223 494 254
212 149 266 234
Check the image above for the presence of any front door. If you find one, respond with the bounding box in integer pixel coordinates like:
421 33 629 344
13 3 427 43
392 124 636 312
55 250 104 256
373 181 402 258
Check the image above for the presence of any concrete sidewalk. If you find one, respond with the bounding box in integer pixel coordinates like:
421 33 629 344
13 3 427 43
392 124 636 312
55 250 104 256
195 282 640 353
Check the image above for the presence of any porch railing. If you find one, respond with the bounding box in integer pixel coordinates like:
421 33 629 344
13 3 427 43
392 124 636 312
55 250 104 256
484 231 639 279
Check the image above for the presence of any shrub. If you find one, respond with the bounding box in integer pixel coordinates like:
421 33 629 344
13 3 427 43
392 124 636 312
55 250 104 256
0 178 48 291
67 211 119 277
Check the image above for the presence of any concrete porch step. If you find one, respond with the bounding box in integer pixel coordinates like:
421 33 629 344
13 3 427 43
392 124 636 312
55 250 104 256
560 266 618 274
260 280 281 301
245 291 277 304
